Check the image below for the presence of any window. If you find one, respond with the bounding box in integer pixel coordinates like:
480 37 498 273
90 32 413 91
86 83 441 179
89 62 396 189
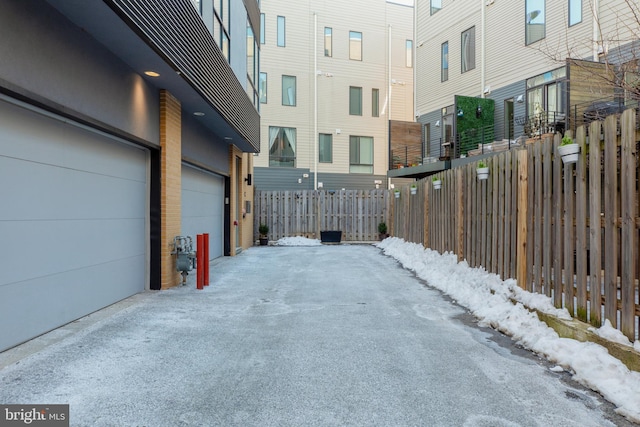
269 127 296 167
349 86 362 115
349 31 362 61
260 13 265 44
441 41 448 82
406 40 413 68
259 72 267 104
430 0 442 15
372 89 379 117
324 27 333 57
319 134 333 163
569 0 582 26
277 16 286 47
246 20 259 107
282 75 296 106
526 0 546 45
461 27 475 73
213 0 231 61
349 136 374 174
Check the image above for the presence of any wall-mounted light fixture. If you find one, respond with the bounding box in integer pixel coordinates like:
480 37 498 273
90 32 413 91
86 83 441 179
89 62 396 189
516 95 524 103
476 106 483 118
457 109 464 117
435 120 440 127
244 173 252 185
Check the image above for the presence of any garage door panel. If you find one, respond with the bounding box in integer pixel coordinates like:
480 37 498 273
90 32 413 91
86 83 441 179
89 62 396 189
0 152 146 221
0 218 145 287
181 166 223 259
0 99 148 352
0 254 145 351
0 105 147 182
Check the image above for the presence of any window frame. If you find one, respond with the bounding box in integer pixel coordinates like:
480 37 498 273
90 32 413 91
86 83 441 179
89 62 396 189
259 72 267 104
461 26 476 73
430 0 442 15
372 88 380 117
568 0 582 27
268 126 296 168
319 133 333 163
441 41 449 82
349 136 374 174
525 0 546 45
349 31 362 61
277 15 286 47
349 86 363 116
324 27 333 57
281 75 296 106
260 13 265 44
406 40 413 68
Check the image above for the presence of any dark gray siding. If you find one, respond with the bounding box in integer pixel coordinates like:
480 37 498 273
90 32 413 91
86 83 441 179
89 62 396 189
0 1 160 147
489 81 527 141
182 113 230 175
417 110 444 159
254 168 387 191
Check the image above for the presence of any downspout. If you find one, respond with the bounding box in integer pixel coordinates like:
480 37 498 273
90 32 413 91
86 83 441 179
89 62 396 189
388 23 392 189
592 0 600 60
413 2 417 119
480 0 486 98
313 12 318 191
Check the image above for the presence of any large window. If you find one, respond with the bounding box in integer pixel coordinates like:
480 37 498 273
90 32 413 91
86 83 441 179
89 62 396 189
269 127 296 167
372 89 379 117
349 31 362 61
277 16 286 47
282 75 296 106
324 27 333 57
430 0 442 15
259 72 267 104
349 136 374 174
406 40 413 68
461 27 475 73
319 134 333 163
349 86 362 115
246 20 258 106
441 41 449 82
213 0 230 61
569 0 582 26
526 0 546 45
260 13 265 44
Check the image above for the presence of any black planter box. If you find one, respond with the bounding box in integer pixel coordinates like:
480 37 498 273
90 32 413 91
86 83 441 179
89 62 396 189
320 230 342 244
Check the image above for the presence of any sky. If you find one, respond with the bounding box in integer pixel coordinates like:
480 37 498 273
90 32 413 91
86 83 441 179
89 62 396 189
277 236 640 424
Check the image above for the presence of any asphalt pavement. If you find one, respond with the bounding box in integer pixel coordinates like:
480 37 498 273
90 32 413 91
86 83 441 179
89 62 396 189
0 244 633 426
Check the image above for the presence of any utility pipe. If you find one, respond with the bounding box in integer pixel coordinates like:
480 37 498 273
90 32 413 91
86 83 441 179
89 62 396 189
313 12 318 191
480 0 486 98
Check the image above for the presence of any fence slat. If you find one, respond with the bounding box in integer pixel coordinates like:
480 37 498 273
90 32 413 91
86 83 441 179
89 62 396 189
603 115 618 326
588 120 603 327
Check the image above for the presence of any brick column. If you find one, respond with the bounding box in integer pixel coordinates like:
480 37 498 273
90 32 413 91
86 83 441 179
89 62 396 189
160 90 182 289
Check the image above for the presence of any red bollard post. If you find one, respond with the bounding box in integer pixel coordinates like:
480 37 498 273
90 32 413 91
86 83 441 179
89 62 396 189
196 234 204 290
203 233 210 286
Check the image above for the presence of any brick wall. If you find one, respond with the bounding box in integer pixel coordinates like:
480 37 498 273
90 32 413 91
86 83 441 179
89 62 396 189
160 90 182 289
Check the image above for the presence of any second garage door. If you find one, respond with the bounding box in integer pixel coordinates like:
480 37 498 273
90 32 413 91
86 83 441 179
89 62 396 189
181 165 224 260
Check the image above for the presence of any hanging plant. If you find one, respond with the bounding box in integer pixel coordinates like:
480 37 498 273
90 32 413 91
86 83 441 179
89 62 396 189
476 160 489 180
432 176 442 190
558 135 580 164
410 183 418 195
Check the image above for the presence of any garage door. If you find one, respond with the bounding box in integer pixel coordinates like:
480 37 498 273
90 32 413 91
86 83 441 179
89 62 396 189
181 165 224 260
0 98 148 352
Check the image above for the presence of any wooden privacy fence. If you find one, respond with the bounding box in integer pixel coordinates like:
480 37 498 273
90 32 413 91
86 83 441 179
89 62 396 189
393 109 640 341
255 190 391 242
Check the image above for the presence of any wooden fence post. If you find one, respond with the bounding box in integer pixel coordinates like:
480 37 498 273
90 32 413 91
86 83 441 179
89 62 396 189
516 148 529 289
456 168 464 262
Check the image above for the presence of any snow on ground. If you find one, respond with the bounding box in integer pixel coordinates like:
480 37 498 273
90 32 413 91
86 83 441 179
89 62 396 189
275 236 322 246
376 237 640 424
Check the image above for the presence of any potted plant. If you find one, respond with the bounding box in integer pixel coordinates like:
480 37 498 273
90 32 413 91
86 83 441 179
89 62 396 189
378 222 388 240
394 189 401 198
258 223 269 246
432 176 442 190
476 160 489 180
410 183 418 195
558 135 580 164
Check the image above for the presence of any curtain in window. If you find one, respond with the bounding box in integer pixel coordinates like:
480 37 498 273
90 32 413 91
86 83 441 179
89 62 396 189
461 27 475 73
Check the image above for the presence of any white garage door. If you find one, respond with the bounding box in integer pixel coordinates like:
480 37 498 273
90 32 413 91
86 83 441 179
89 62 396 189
0 98 148 352
181 165 224 260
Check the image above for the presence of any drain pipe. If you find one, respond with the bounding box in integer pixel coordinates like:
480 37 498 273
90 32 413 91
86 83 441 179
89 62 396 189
592 0 600 60
480 0 486 98
313 12 318 191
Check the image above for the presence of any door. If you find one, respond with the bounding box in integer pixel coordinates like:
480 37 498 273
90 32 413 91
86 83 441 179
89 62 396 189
0 98 148 351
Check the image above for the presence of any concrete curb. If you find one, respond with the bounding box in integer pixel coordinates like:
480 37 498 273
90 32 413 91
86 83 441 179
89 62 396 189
534 310 640 372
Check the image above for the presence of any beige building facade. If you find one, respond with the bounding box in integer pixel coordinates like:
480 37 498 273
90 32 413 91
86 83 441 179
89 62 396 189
255 0 415 190
414 0 640 160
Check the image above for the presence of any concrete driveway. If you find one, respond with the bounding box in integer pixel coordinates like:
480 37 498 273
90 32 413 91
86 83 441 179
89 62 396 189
0 244 632 426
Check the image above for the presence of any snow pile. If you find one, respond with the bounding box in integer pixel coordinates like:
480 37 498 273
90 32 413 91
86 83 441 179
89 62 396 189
589 319 635 347
275 236 322 246
377 237 640 423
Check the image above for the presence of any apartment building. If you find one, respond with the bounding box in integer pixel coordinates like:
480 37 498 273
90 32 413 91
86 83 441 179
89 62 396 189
412 0 639 165
0 0 259 352
255 0 415 190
